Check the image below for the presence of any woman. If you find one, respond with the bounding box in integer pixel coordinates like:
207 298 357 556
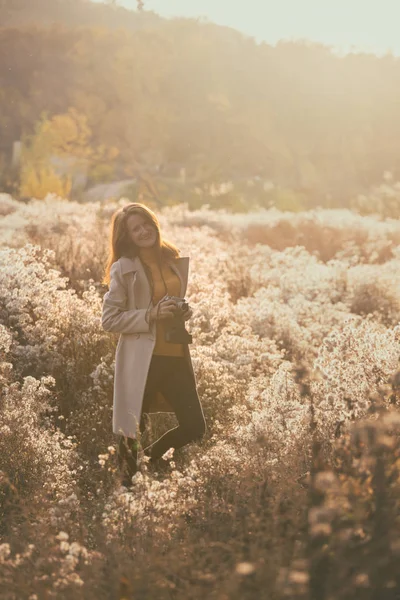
101 202 206 486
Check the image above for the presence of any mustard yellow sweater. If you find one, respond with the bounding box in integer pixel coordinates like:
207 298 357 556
139 246 185 357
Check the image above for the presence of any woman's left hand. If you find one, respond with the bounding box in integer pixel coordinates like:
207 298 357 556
182 306 193 321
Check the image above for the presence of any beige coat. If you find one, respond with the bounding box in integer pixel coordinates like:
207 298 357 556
101 254 199 439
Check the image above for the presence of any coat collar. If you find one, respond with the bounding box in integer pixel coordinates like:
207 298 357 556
118 255 188 275
118 254 190 298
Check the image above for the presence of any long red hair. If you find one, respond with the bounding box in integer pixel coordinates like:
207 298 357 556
102 203 180 286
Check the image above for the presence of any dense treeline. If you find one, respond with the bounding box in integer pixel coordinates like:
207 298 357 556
1 0 161 30
1 0 400 206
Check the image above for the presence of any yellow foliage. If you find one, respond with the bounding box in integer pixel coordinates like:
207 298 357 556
42 107 93 160
23 107 93 167
20 165 72 199
19 108 120 195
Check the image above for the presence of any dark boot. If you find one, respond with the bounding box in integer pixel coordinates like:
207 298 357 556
118 436 139 486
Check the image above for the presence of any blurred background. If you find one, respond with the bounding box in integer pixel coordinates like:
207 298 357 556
1 0 400 215
3 6 400 596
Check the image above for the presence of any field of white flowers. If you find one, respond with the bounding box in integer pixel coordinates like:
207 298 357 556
1 193 400 599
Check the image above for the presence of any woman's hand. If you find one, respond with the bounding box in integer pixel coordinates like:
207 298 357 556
149 298 177 322
182 306 193 321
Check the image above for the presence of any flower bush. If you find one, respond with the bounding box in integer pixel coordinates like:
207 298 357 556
1 194 400 598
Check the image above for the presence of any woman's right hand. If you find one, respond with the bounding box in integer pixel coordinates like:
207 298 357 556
149 298 177 322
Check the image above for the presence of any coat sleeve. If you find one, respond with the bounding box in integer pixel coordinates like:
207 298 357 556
101 261 151 334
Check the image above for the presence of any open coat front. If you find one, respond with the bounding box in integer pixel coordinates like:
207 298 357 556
101 255 199 439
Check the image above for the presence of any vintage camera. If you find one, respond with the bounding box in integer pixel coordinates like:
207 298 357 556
163 295 193 344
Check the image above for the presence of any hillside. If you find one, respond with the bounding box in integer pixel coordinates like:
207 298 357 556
0 0 162 29
2 0 400 208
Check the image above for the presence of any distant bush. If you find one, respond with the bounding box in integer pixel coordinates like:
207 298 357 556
351 173 400 219
20 164 72 199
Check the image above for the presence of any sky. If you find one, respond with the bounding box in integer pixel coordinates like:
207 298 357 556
95 0 400 56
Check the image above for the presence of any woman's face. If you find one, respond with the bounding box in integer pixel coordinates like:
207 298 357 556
126 213 158 248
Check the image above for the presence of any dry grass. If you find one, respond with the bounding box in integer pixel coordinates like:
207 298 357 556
0 193 399 599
